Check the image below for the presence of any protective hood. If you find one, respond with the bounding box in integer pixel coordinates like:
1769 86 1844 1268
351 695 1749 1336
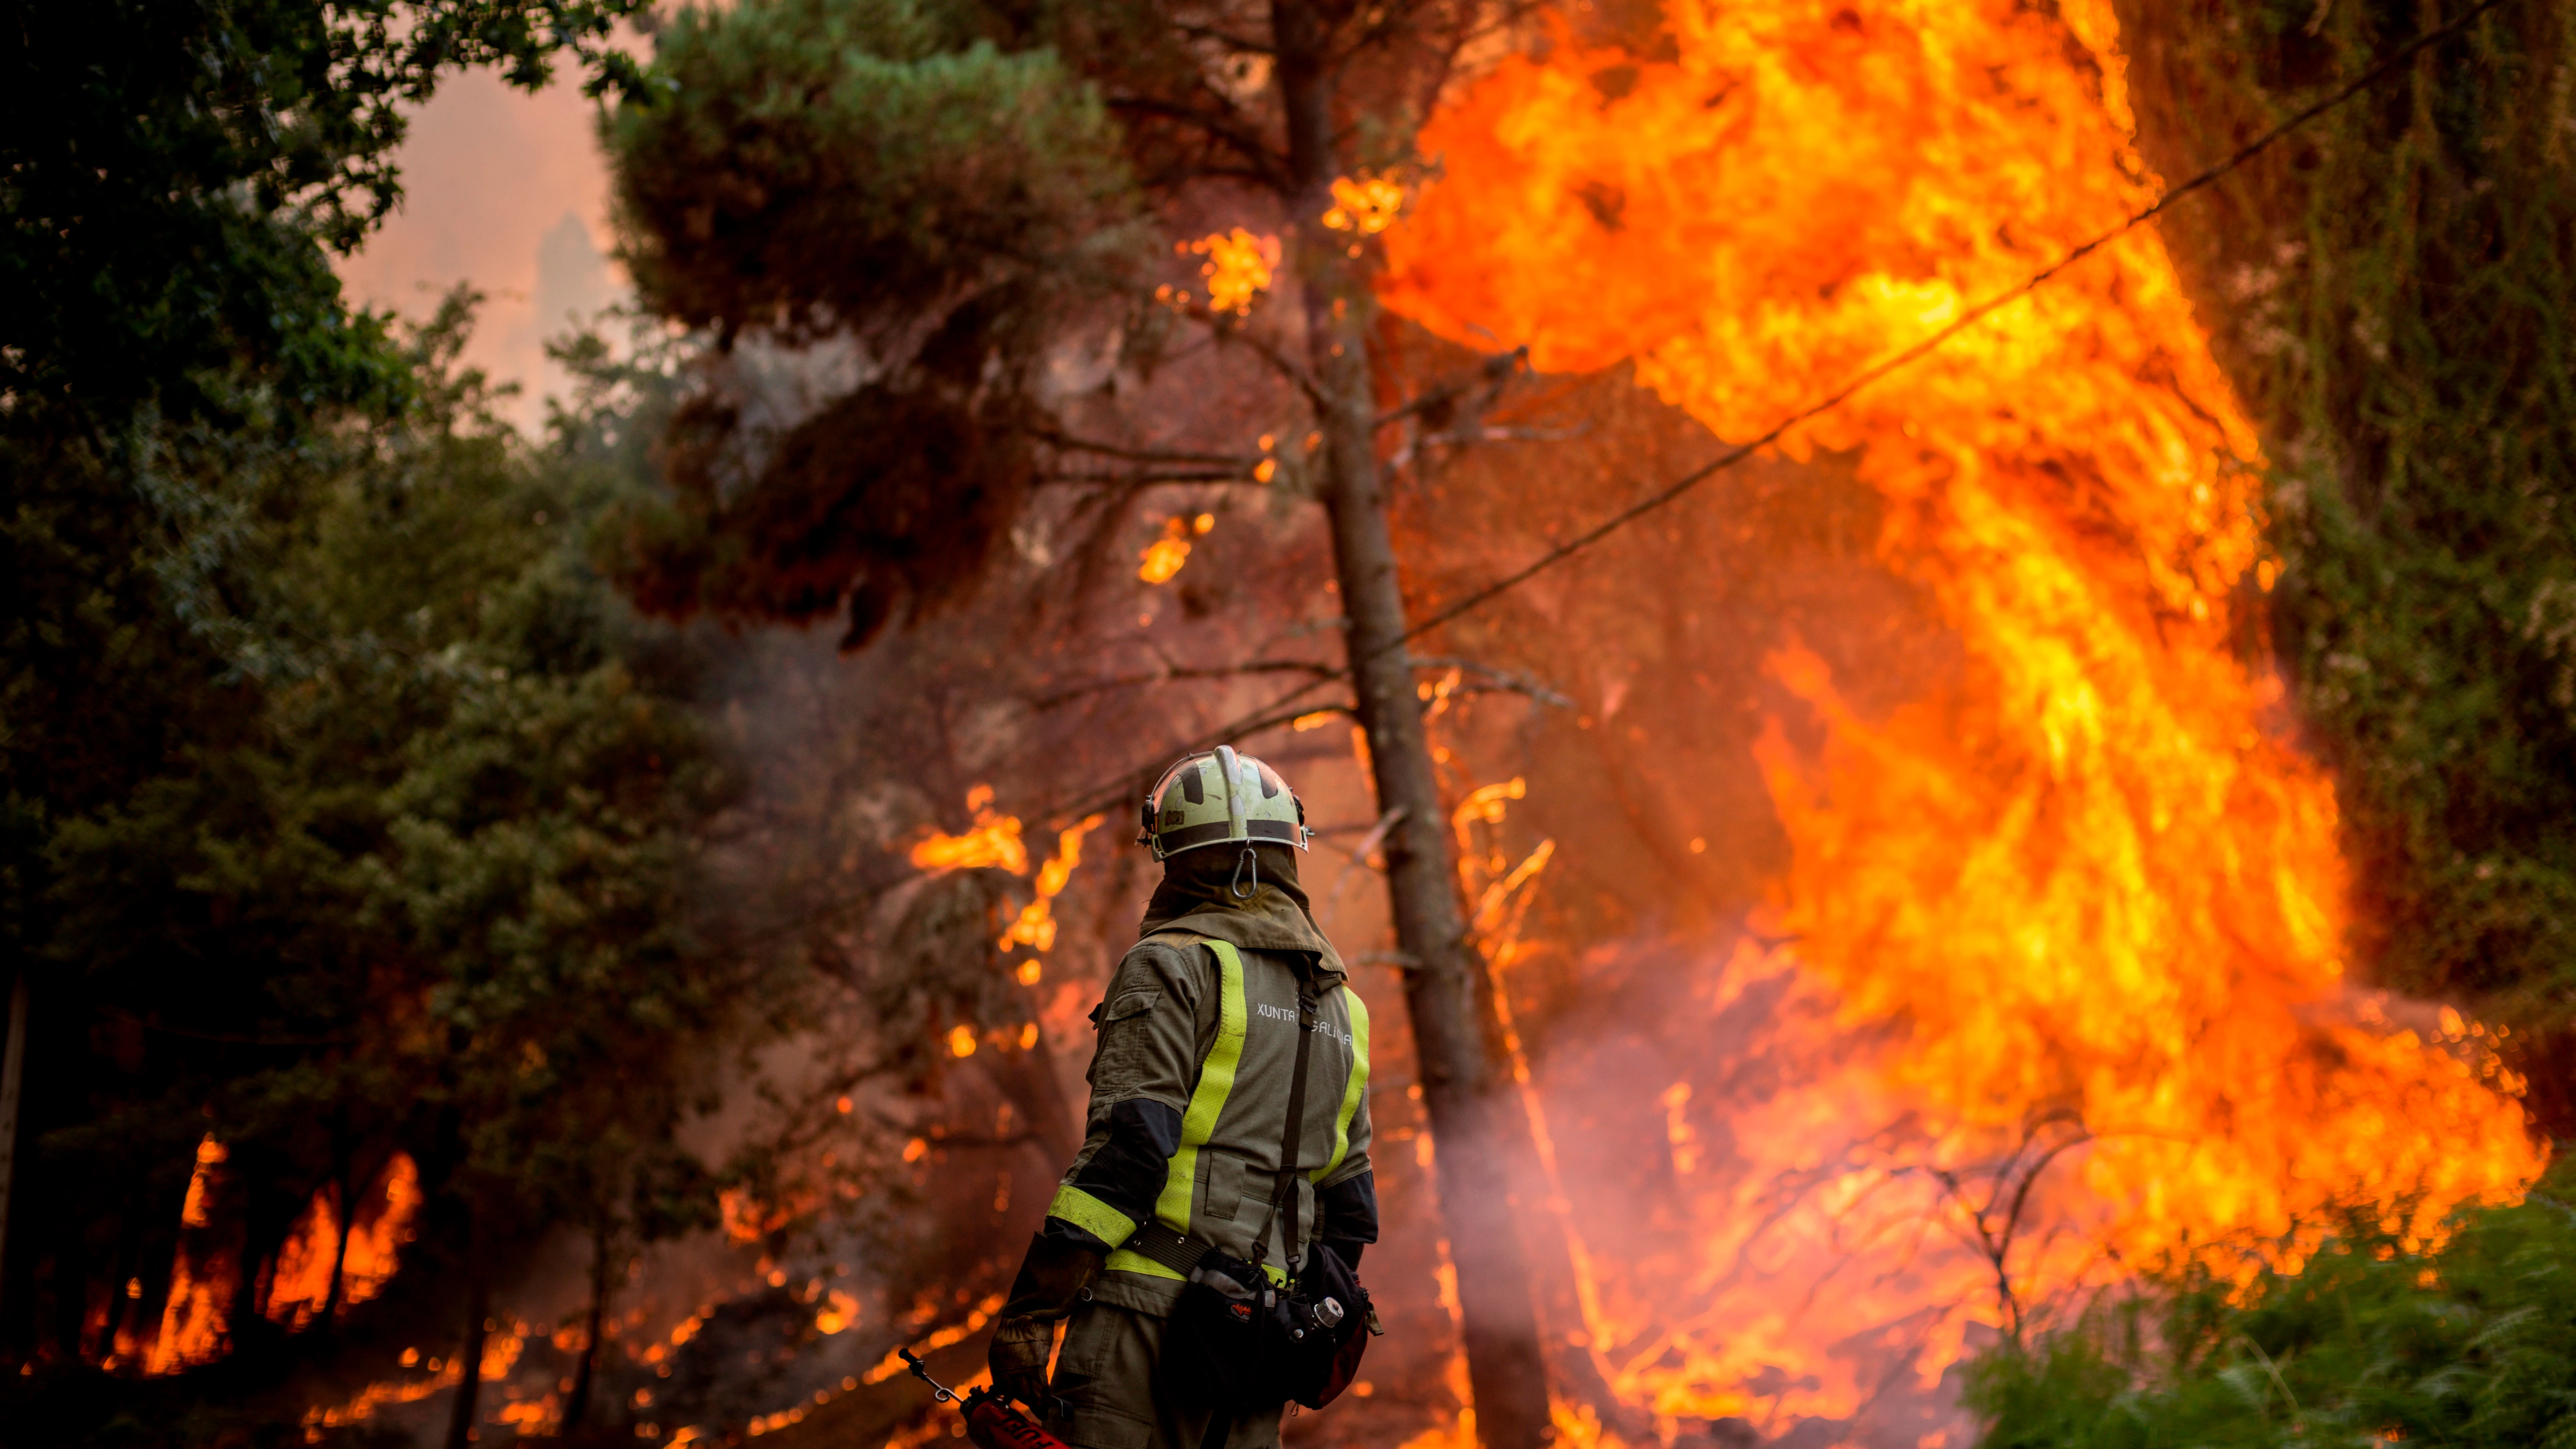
1137 841 1344 978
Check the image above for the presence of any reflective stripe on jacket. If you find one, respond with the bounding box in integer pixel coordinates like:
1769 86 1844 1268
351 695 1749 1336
1045 902 1376 1302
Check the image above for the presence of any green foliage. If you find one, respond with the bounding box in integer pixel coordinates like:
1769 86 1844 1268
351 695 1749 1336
608 0 1139 348
1970 1167 2576 1447
2116 2 2576 1042
0 0 647 421
600 0 1149 646
0 294 755 1397
0 0 755 1384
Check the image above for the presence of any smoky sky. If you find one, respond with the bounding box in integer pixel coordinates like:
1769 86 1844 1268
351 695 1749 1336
334 66 628 430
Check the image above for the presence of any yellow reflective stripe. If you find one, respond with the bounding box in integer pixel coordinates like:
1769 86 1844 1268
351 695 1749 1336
1047 1185 1137 1247
1096 1249 1277 1285
1102 1249 1184 1280
1154 939 1247 1235
1313 983 1371 1182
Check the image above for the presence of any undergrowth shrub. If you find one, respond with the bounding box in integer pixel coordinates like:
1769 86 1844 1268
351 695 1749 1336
1970 1162 2576 1447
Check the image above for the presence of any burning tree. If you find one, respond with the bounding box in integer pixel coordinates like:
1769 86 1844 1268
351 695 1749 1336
601 0 1564 1442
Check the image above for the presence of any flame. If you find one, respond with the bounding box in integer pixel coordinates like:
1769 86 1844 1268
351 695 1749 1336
1136 513 1215 585
1324 174 1408 235
1000 813 1104 955
910 789 1028 873
264 1153 422 1331
915 785 1102 962
145 1135 235 1375
815 1287 861 1334
1384 0 2542 1431
1185 229 1279 314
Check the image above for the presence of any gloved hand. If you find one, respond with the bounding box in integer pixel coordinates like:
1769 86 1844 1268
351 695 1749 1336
987 1228 1106 1409
988 1315 1055 1409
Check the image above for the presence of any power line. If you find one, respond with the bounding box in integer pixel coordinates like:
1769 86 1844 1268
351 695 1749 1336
1391 0 2510 649
1043 0 2510 826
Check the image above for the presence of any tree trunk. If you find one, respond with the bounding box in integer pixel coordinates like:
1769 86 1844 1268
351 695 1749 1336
0 970 27 1309
447 1275 490 1449
1271 7 1554 1447
563 1221 611 1432
321 1153 353 1327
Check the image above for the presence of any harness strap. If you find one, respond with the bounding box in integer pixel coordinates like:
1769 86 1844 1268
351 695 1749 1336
1116 1220 1210 1277
1249 978 1321 1274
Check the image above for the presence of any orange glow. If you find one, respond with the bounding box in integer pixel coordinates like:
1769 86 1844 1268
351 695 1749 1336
1386 0 2542 1429
1323 174 1407 235
146 1135 235 1376
815 1288 861 1334
1187 228 1279 314
1137 515 1199 584
910 790 1028 874
263 1189 340 1329
264 1154 422 1331
856 1293 1006 1387
999 813 1104 953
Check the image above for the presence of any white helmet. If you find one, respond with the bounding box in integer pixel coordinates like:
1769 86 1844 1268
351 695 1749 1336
1138 746 1312 862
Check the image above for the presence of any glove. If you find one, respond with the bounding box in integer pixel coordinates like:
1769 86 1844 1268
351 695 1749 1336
988 1228 1105 1408
988 1315 1055 1409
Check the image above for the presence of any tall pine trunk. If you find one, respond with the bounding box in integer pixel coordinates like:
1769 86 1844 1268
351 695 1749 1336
1272 7 1554 1446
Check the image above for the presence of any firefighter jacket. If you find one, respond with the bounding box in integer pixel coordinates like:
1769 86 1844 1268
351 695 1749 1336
1041 879 1377 1319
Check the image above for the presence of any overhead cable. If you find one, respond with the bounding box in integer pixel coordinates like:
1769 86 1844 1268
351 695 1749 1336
1046 0 2513 826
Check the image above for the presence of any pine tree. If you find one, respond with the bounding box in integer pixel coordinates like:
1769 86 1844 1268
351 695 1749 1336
603 1 1558 1441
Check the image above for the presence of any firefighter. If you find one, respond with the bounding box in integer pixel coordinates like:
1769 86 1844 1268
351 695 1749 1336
988 746 1378 1449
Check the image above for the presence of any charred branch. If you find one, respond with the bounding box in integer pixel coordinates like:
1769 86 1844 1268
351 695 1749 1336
1031 431 1250 468
1412 656 1575 709
1037 469 1261 486
1030 659 1343 711
1375 346 1528 430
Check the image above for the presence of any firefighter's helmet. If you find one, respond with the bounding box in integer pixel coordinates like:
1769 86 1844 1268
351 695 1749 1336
1138 746 1312 861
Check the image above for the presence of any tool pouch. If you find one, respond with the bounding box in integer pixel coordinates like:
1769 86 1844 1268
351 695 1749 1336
1279 1242 1371 1409
1164 1244 1371 1411
1164 1249 1274 1407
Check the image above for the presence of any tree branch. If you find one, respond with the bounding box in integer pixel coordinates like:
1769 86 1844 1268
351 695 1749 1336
1374 347 1529 429
1030 659 1343 711
1412 656 1574 709
1032 430 1249 467
1038 468 1262 486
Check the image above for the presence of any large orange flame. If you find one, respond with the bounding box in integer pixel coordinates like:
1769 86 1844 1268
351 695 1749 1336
135 1145 424 1376
1384 0 2541 1430
265 1154 424 1331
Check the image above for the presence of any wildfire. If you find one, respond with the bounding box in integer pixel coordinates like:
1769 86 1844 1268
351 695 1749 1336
1324 174 1408 235
1385 0 2541 1434
1137 512 1216 585
137 1140 424 1375
999 814 1105 959
913 788 1104 971
909 786 1028 873
1185 229 1280 314
266 1154 424 1331
144 1136 237 1376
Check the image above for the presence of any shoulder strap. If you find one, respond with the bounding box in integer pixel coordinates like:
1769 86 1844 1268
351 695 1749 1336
1250 975 1324 1274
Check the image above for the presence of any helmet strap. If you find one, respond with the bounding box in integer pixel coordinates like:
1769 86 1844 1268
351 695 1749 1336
1229 843 1259 899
